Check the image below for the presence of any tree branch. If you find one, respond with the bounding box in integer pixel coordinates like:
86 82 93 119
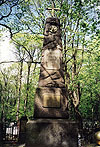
0 23 13 38
12 38 34 60
0 0 20 38
0 0 5 6
0 61 41 64
0 1 19 21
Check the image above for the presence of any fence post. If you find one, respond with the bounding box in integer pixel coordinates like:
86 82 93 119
0 121 3 146
18 116 28 143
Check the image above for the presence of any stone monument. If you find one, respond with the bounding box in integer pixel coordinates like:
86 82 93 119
34 17 68 119
26 4 78 147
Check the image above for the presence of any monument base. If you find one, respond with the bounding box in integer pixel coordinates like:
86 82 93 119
26 119 78 147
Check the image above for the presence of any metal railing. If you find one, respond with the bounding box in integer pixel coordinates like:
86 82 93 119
2 122 19 142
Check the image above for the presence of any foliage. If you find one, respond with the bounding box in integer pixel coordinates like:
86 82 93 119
12 32 43 62
0 63 40 121
79 35 100 120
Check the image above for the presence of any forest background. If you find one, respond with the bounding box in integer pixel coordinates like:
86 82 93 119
0 0 100 127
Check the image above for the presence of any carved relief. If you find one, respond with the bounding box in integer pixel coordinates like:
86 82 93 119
49 25 58 33
43 93 60 108
42 49 61 70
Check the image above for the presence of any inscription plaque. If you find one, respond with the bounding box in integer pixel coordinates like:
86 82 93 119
43 93 60 108
43 49 61 69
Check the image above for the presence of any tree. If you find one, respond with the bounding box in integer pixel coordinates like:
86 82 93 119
79 35 100 121
0 0 20 37
13 32 42 119
57 0 100 123
0 64 19 121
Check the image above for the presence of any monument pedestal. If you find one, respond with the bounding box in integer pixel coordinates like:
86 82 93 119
26 119 78 147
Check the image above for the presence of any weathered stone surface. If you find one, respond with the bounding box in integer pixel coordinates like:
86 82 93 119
46 50 60 68
44 18 61 37
42 49 61 70
40 63 65 72
43 35 62 47
34 87 68 118
46 17 60 25
26 119 78 147
43 92 60 108
38 68 65 87
39 75 65 87
34 17 68 118
43 40 57 49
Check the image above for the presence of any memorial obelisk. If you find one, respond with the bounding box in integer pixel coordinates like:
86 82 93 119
26 4 78 147
34 5 68 119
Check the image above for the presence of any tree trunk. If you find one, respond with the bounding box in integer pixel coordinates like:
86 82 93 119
71 36 82 129
16 61 23 121
24 62 31 114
